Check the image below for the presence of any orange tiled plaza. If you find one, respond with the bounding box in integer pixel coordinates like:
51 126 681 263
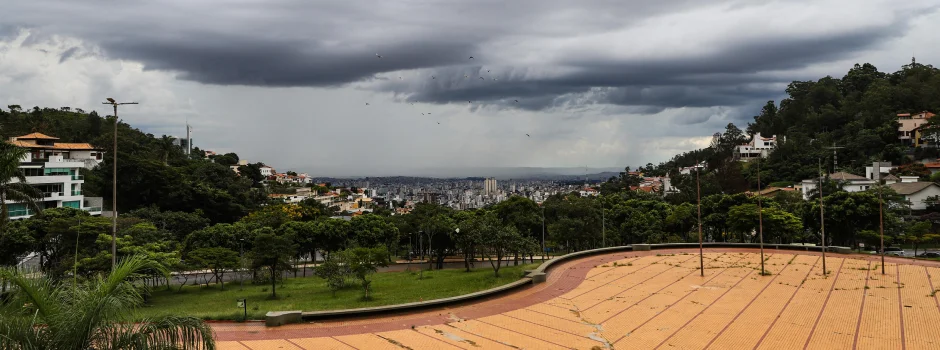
215 250 940 349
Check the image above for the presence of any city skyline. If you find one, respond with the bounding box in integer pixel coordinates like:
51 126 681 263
1 0 939 175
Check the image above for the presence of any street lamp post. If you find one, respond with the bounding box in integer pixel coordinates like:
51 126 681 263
102 98 138 271
541 204 546 261
757 157 765 275
879 185 885 275
818 158 827 275
696 162 704 277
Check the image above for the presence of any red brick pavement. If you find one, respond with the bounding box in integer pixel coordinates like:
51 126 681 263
211 247 940 341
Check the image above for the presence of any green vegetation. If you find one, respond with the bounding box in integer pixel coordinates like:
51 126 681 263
138 263 537 320
0 255 213 350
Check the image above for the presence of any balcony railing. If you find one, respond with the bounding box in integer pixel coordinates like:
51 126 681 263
42 192 64 198
83 207 102 213
72 175 84 180
72 191 83 196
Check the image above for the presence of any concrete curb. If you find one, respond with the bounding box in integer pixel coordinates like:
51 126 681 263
263 242 847 326
299 276 533 321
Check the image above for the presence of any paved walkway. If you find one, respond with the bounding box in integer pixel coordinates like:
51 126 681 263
213 248 940 349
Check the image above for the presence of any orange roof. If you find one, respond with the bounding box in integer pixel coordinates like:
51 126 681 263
16 132 59 140
923 163 940 168
51 142 96 150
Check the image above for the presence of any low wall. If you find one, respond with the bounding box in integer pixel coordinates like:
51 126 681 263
265 243 845 325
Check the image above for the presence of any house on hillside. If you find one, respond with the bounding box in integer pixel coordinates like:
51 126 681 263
888 181 940 210
736 133 780 162
800 171 875 200
5 133 104 220
897 111 935 145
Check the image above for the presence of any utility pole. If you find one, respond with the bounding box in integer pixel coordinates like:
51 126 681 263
818 158 827 275
757 157 765 275
824 143 845 172
696 162 704 277
102 98 138 270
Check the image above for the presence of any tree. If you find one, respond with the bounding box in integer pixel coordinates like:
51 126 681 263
188 247 240 290
480 222 523 277
0 143 43 230
453 213 488 271
249 228 296 298
341 246 390 299
421 214 455 270
0 255 214 349
904 220 932 256
157 135 177 165
314 256 348 297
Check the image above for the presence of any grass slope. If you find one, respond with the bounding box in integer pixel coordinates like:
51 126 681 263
137 263 538 320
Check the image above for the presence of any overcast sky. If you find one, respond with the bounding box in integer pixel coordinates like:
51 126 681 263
1 0 938 177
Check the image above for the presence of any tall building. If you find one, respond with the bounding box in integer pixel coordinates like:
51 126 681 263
5 133 105 220
483 177 497 195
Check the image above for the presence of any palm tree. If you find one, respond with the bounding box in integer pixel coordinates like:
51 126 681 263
0 143 43 232
0 255 215 350
157 135 177 165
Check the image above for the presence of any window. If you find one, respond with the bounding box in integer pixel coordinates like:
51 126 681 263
63 201 81 209
44 168 70 176
22 168 43 177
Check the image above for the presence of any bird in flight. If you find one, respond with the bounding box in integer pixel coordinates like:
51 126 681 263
487 70 490 72
437 122 441 125
468 100 472 103
399 76 402 80
365 103 370 105
375 53 382 58
432 76 436 79
421 113 425 115
464 75 469 78
479 77 484 80
106 98 115 103
526 134 530 137
469 56 474 59
514 100 519 103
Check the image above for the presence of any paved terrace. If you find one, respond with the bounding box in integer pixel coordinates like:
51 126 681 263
213 248 940 349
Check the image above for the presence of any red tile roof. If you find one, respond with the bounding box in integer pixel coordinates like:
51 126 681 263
16 132 59 140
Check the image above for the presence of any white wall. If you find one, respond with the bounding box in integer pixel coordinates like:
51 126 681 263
905 185 940 210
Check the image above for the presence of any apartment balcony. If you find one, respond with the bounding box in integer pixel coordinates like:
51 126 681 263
72 190 83 196
72 175 84 181
42 191 65 198
82 206 103 214
8 208 35 220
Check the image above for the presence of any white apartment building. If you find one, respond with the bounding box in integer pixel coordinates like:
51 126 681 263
260 166 275 176
800 172 875 200
6 133 104 220
736 133 779 161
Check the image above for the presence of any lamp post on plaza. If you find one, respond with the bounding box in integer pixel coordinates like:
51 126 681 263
102 98 138 271
696 161 704 277
757 156 765 275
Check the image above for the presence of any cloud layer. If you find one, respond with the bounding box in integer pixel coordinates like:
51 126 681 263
1 0 939 175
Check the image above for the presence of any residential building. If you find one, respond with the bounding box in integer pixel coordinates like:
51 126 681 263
5 133 104 220
897 111 935 145
736 133 779 161
260 166 275 176
679 162 706 175
865 161 897 181
887 181 940 210
800 171 875 200
483 177 497 196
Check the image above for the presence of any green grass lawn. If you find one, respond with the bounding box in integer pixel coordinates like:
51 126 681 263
136 263 538 321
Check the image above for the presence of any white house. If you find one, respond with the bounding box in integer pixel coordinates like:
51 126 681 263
800 172 875 200
260 166 275 176
865 161 898 181
888 181 940 210
6 133 104 220
736 133 779 162
679 162 706 175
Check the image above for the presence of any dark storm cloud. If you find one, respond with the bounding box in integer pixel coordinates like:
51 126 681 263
1 0 935 112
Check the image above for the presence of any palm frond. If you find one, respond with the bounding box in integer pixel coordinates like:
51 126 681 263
0 267 62 322
102 316 215 350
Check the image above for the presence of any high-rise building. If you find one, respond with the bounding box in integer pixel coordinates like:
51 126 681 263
483 177 497 195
